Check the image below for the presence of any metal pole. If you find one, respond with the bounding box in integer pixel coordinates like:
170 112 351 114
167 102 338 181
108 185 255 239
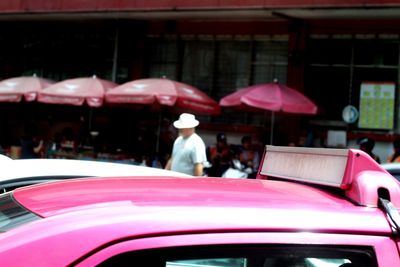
270 111 275 145
88 108 93 131
111 28 119 82
156 112 162 153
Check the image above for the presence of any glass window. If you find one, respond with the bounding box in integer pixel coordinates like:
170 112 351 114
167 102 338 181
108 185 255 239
0 23 116 80
253 40 288 84
148 39 178 80
182 41 215 94
0 175 91 192
167 258 246 267
98 245 377 267
306 37 400 128
145 35 288 127
308 39 352 66
215 41 252 100
354 41 398 66
304 66 350 120
0 193 41 232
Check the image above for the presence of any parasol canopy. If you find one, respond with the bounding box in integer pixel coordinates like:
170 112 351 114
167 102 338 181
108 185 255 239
38 75 117 107
220 82 317 114
106 77 220 153
105 78 220 115
220 81 318 144
0 75 54 102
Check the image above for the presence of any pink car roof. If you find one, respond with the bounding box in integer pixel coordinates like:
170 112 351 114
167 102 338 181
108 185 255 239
15 177 350 217
12 177 389 233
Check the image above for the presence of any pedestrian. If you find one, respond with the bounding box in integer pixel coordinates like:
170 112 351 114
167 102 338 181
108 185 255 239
206 133 232 177
358 137 380 163
239 135 260 178
387 138 400 163
20 125 44 159
165 113 207 176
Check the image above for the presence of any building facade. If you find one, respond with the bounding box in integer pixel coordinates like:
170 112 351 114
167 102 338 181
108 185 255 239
1 0 400 159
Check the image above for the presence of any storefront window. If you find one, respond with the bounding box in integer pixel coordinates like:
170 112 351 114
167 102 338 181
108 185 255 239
182 41 215 94
215 41 252 100
354 41 398 66
306 35 399 130
148 38 178 80
148 35 288 127
253 40 288 84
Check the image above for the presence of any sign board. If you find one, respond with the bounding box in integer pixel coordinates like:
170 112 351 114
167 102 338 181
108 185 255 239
358 82 395 130
260 146 349 187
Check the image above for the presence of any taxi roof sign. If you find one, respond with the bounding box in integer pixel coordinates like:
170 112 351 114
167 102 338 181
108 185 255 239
258 145 400 208
258 145 400 231
259 145 386 189
260 146 349 187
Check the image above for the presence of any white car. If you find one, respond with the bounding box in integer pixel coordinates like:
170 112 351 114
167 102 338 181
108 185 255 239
0 157 191 192
381 162 400 181
0 154 12 161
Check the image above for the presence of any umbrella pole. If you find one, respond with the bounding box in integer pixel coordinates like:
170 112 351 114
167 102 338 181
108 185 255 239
111 28 119 83
88 108 93 131
270 111 275 145
156 112 162 154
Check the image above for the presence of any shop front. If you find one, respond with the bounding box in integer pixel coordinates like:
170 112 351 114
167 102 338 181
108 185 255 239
0 1 400 162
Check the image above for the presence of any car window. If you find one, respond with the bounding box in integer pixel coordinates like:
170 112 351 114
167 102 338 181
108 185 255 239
0 192 41 232
98 245 377 267
0 175 91 193
167 258 246 267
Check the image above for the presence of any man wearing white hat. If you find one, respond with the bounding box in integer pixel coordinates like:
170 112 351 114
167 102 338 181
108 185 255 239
165 113 207 176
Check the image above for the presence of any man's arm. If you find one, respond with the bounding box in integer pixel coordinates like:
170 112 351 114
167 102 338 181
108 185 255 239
165 158 172 170
193 163 203 176
34 140 44 154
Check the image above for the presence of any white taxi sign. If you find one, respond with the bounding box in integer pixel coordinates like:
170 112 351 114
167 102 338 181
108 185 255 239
258 145 400 208
258 145 389 190
260 146 349 187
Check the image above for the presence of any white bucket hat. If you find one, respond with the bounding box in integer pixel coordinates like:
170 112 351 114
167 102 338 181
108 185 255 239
173 113 199 129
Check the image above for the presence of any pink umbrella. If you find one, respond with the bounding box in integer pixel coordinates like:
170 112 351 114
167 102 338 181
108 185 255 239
38 75 117 107
106 78 220 152
220 81 318 144
105 78 220 115
220 82 317 114
0 75 54 102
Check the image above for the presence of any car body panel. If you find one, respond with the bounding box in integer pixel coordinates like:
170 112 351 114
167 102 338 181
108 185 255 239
0 177 392 266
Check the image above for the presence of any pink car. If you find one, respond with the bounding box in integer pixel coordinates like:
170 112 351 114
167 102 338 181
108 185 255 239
0 146 399 266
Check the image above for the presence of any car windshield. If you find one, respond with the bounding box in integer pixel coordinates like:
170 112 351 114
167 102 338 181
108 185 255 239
0 193 41 232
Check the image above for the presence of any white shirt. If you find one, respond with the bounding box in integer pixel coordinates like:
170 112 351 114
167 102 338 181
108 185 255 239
171 133 207 176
